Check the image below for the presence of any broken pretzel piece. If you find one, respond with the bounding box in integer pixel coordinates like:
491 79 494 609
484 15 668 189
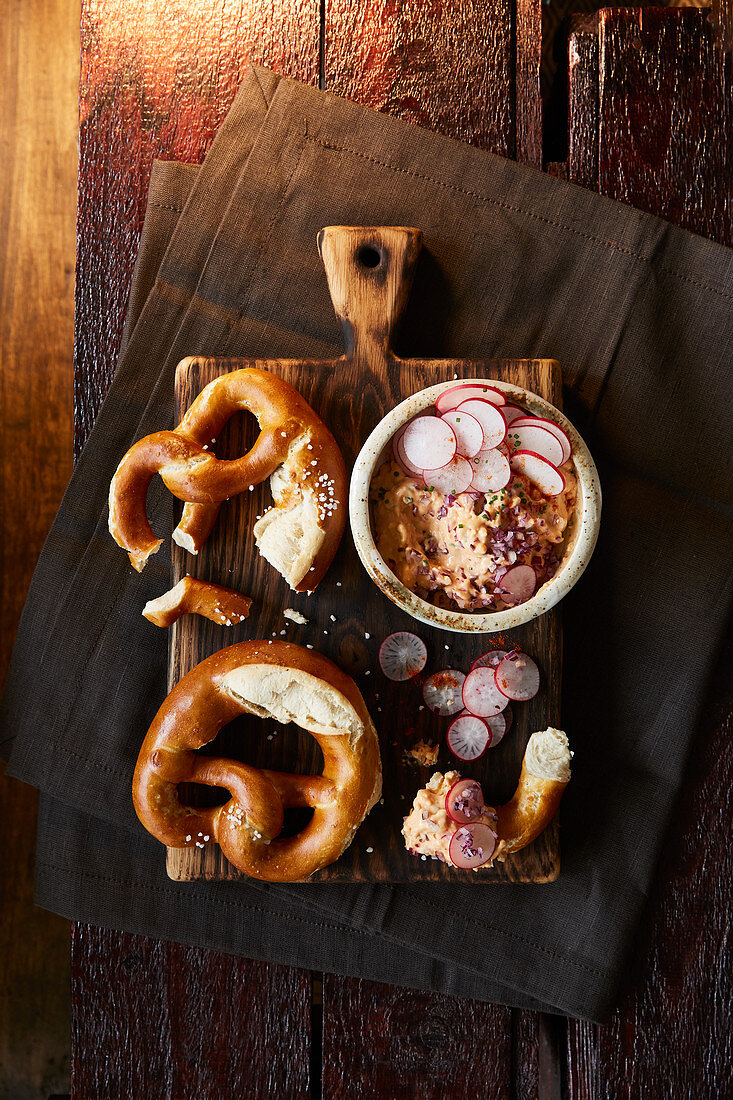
143 577 252 629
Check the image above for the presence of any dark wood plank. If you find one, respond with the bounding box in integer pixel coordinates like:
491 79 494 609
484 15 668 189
515 0 544 167
74 0 320 458
596 8 733 245
71 924 312 1099
324 0 515 157
0 0 78 1095
321 976 514 1099
567 15 600 191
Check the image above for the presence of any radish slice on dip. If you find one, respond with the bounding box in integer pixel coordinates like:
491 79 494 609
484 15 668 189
378 631 427 681
422 455 473 495
496 564 536 606
439 410 484 458
501 404 527 426
510 450 565 496
462 666 509 716
511 416 571 464
445 778 485 823
494 651 540 701
436 383 506 414
485 711 508 747
449 823 497 869
402 415 457 471
456 399 507 449
506 423 565 467
447 713 491 761
470 649 508 671
422 669 466 716
469 448 511 492
393 426 424 477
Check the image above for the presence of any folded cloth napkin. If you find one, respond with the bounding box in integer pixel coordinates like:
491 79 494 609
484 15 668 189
2 66 732 1022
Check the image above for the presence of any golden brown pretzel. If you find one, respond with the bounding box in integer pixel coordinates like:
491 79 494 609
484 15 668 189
495 728 571 854
109 365 347 591
132 641 382 882
142 576 252 628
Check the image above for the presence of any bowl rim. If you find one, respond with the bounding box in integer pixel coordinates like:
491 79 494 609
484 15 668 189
348 378 602 634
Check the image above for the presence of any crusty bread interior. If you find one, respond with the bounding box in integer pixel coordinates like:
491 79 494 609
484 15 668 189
253 494 324 590
524 727 571 782
222 664 362 737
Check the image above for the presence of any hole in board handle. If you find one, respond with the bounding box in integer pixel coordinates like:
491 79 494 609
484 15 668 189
357 244 382 269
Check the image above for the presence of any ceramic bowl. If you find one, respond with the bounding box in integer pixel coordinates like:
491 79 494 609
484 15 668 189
349 379 601 634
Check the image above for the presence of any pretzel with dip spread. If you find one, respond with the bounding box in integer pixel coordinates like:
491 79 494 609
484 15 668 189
108 365 347 591
402 728 571 870
133 641 382 882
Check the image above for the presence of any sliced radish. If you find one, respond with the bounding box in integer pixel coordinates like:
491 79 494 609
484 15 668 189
403 416 456 471
505 423 565 467
445 778 485 823
470 649 508 671
447 713 491 761
456 399 507 449
496 564 536 605
436 383 506 414
393 427 424 477
462 666 509 717
378 631 427 681
469 448 511 492
422 455 473 496
439 410 484 458
494 651 540 701
501 404 527 426
510 450 565 496
422 669 466 716
486 711 508 748
449 823 497 869
511 416 571 464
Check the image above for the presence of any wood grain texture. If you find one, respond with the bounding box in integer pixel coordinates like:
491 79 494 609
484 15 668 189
164 227 564 885
74 0 320 458
0 1 78 1096
515 0 544 166
595 8 732 244
324 0 515 156
321 976 514 1099
567 15 600 192
70 924 311 1099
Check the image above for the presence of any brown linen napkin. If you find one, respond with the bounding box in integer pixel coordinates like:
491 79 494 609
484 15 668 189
3 66 732 1021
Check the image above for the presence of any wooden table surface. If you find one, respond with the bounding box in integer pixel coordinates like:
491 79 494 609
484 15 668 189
69 4 732 1097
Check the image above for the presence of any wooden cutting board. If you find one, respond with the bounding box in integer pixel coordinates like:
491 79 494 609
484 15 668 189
166 226 562 884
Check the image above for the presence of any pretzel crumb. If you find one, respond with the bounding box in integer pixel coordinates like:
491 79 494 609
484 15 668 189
283 608 308 625
142 577 252 629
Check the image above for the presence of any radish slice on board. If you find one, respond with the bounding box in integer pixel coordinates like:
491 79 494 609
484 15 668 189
422 669 466 716
447 713 491 761
445 778 485 823
462 666 509 716
494 651 540 700
378 632 427 681
449 823 497 869
456 399 507 449
422 455 473 495
393 427 424 477
402 416 457 471
470 649 508 671
436 383 506 414
439 410 484 458
469 448 511 492
496 564 536 605
510 450 565 496
485 711 508 747
506 423 565 467
501 404 527 426
511 416 571 464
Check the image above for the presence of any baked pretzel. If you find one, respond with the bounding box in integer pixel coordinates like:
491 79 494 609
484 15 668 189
133 641 382 882
142 577 252 628
109 364 347 591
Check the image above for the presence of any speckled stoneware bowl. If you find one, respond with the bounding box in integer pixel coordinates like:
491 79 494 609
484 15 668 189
349 380 602 634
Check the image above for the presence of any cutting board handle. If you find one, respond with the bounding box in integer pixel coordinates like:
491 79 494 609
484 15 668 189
318 225 422 361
